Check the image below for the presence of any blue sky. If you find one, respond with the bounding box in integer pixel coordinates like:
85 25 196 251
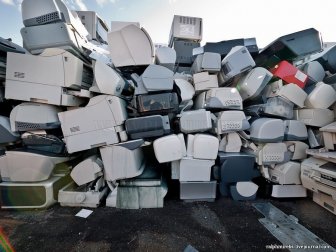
1 0 336 48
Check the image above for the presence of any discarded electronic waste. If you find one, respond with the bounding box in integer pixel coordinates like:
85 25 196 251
1 0 336 214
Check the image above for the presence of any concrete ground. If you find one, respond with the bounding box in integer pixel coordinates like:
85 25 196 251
0 196 335 252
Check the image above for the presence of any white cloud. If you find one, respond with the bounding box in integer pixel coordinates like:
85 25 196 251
74 0 88 11
96 0 118 7
168 0 177 4
1 0 15 6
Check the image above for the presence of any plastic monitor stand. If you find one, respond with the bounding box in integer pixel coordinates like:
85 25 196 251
141 64 174 92
179 158 214 182
236 67 273 101
293 108 334 127
0 149 71 182
320 122 336 151
313 192 336 215
216 110 250 134
250 118 285 143
230 182 258 201
180 181 216 202
187 134 219 160
255 28 322 66
155 46 176 71
179 109 212 134
220 46 256 83
70 155 103 186
0 173 71 209
100 142 145 181
153 134 186 163
283 120 308 141
0 116 20 144
168 15 203 47
194 87 243 110
192 72 218 93
300 61 325 82
218 132 242 152
191 52 221 74
107 24 154 68
268 161 302 185
91 60 126 96
58 177 108 208
10 102 62 132
304 82 336 109
271 185 307 198
174 78 195 111
75 11 109 44
58 95 128 153
125 115 171 139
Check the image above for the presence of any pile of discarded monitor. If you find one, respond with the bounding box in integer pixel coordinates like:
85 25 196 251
0 0 336 213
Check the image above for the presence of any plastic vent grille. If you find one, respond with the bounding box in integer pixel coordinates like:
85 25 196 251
179 16 196 25
221 122 242 131
16 122 43 131
35 12 61 25
14 72 25 78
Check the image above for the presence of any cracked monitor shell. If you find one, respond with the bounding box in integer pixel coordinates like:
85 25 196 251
107 24 154 68
58 95 128 153
10 102 62 132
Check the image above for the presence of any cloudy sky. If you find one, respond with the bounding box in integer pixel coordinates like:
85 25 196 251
1 0 335 48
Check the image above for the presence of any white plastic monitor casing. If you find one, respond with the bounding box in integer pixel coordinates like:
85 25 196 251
0 174 70 209
194 87 243 110
76 11 109 43
304 82 336 109
300 61 325 82
0 116 20 144
250 118 284 143
236 67 273 101
179 158 214 182
58 95 128 153
313 192 336 215
10 102 62 132
141 64 174 92
174 78 195 110
58 179 108 208
107 24 154 68
90 60 125 96
285 141 308 160
0 150 70 182
301 157 336 199
220 46 256 83
70 155 103 186
168 15 202 47
100 143 145 181
186 134 219 160
110 21 140 32
293 108 334 127
155 46 176 71
320 122 336 151
277 83 307 108
245 143 290 165
191 52 221 74
192 72 218 93
179 109 212 134
216 110 250 134
271 185 307 198
218 132 242 152
153 134 186 163
283 120 308 141
269 161 302 185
